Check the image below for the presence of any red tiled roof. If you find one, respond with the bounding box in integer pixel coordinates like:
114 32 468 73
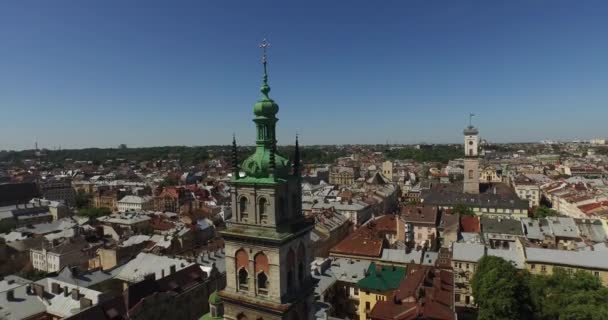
374 215 398 233
460 216 480 233
369 267 455 320
400 205 438 224
150 216 175 231
578 201 608 214
330 224 386 258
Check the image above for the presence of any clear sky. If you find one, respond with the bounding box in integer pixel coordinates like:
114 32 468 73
1 1 607 150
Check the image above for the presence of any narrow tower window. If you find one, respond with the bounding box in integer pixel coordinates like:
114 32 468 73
239 197 248 221
258 197 268 222
257 272 268 295
238 268 249 291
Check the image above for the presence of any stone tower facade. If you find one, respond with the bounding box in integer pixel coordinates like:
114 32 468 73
218 41 315 320
463 123 480 194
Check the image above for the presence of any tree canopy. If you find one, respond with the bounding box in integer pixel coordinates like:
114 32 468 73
452 204 475 216
471 256 532 320
528 268 608 320
385 145 463 163
473 256 608 320
533 206 559 218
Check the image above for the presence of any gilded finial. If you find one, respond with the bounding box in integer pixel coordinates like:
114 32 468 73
259 38 271 99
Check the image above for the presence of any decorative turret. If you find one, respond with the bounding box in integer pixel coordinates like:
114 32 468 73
241 39 291 180
200 290 223 320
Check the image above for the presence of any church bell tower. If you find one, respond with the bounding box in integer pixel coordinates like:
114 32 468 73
218 39 315 320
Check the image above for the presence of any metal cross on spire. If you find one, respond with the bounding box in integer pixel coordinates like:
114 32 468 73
259 38 270 63
469 113 475 127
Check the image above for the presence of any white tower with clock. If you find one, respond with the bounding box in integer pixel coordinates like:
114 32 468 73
463 114 480 194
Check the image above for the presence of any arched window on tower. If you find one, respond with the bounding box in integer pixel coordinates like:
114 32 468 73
239 197 249 221
257 272 268 295
469 149 473 156
239 268 249 291
254 252 269 296
287 249 295 289
236 249 249 291
258 197 268 223
468 170 474 179
238 268 248 291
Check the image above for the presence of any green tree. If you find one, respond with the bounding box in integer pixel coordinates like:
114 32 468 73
528 268 608 320
533 206 558 218
471 256 532 320
452 204 475 216
159 175 179 187
74 190 92 209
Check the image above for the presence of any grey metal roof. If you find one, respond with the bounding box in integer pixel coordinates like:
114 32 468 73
0 275 30 293
487 248 525 269
423 186 529 210
380 248 422 264
17 218 77 234
452 242 485 262
575 219 607 242
0 284 46 320
325 257 370 284
51 266 123 288
544 217 579 239
521 218 543 240
525 247 608 270
481 217 523 236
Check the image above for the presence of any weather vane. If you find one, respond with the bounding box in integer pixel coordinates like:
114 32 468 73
259 38 270 63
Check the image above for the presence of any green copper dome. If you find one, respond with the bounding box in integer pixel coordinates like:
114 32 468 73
242 147 291 179
253 52 279 118
239 41 291 181
253 96 279 118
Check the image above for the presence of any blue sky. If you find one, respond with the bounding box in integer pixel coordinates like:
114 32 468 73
1 1 607 150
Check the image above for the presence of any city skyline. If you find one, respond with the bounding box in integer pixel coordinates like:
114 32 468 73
2 1 608 150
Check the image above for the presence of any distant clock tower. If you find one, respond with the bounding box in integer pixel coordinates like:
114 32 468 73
218 39 315 320
463 114 480 194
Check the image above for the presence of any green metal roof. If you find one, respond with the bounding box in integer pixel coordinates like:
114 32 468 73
357 262 406 292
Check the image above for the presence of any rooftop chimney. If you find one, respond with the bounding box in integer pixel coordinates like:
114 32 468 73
80 297 92 309
170 264 176 274
6 289 15 301
71 288 80 301
51 282 61 294
33 283 44 298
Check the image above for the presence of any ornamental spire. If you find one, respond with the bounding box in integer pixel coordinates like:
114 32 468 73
231 134 239 180
269 137 276 180
293 134 301 177
259 38 271 100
